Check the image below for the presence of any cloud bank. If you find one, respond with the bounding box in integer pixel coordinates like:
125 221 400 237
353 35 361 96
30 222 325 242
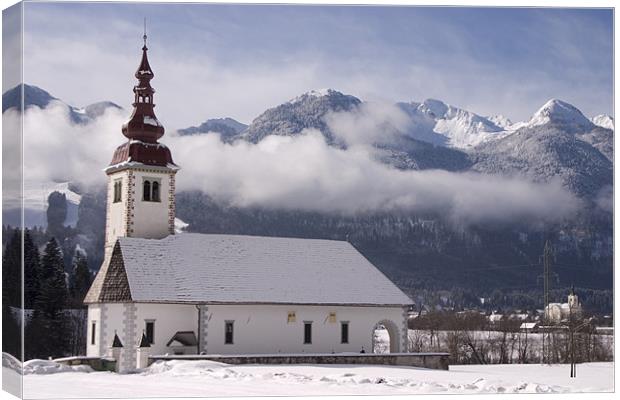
9 103 581 226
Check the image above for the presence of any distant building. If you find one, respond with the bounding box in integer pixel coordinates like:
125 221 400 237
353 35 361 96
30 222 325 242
544 287 582 324
519 322 539 333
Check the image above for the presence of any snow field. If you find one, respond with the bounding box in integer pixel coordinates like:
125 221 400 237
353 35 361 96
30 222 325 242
18 359 613 398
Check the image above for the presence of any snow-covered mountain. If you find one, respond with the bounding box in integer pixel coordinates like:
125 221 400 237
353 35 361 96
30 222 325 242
241 89 472 171
4 84 612 199
591 114 614 130
471 123 612 197
469 98 614 198
517 99 613 162
177 117 248 141
487 114 513 130
81 101 122 119
526 99 596 133
397 99 506 148
243 89 361 145
2 84 122 124
3 84 56 112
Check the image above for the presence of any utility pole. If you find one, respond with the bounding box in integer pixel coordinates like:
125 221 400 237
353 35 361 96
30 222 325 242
542 240 552 364
569 311 589 378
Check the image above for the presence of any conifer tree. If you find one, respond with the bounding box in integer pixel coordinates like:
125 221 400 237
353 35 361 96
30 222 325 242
37 238 68 318
2 229 21 308
2 303 21 359
70 250 92 306
28 237 70 358
24 230 41 309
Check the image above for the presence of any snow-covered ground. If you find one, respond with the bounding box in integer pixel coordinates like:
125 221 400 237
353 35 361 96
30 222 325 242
15 359 613 398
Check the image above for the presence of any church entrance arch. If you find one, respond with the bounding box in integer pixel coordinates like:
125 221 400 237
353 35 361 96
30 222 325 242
372 319 401 353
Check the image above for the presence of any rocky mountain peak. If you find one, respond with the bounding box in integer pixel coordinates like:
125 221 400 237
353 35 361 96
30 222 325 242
528 99 595 132
591 114 614 130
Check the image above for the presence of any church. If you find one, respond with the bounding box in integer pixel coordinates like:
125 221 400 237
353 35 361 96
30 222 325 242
83 34 414 372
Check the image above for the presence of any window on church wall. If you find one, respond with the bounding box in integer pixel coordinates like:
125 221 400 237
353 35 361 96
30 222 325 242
225 321 234 344
145 320 155 344
152 181 160 202
143 180 151 201
341 321 349 344
91 321 96 345
113 180 122 203
143 178 161 202
303 321 312 344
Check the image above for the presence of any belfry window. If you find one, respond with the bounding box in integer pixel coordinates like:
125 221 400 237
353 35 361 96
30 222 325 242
152 181 160 202
113 180 122 203
143 178 161 202
143 180 151 201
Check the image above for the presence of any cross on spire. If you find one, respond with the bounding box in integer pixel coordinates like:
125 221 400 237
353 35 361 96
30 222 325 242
143 17 147 48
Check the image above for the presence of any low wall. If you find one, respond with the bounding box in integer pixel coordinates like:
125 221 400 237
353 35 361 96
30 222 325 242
149 352 450 370
54 356 117 372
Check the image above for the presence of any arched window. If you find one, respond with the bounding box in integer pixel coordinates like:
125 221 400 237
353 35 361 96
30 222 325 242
143 180 151 201
152 181 160 202
113 180 122 203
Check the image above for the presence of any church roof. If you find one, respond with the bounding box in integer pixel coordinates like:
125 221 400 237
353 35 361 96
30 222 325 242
86 233 413 306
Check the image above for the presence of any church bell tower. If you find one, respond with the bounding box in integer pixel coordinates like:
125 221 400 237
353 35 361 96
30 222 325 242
103 31 179 257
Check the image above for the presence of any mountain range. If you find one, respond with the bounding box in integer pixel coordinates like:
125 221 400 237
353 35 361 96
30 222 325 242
2 84 613 312
5 83 614 206
2 84 122 124
181 87 613 200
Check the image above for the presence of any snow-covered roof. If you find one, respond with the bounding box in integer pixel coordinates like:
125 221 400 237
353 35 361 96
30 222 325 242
89 233 412 306
488 313 503 322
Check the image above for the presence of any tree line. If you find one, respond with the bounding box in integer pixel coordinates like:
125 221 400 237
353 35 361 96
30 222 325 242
407 310 613 365
2 227 92 360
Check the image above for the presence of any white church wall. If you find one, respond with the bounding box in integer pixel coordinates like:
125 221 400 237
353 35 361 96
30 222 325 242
205 304 406 355
105 171 129 251
87 303 126 357
92 302 407 368
105 303 126 349
130 169 175 240
134 303 198 355
86 305 101 357
105 168 176 254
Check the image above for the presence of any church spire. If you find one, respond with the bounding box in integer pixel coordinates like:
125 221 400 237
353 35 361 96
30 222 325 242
121 23 164 144
108 27 176 170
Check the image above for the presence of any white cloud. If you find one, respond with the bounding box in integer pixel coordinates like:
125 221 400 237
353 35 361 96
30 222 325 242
325 102 410 146
11 104 580 226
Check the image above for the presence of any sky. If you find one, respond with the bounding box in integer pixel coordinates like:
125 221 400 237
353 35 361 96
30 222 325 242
9 2 614 129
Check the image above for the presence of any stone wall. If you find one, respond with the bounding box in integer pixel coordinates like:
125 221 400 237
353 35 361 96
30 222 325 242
54 356 117 372
149 353 450 370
